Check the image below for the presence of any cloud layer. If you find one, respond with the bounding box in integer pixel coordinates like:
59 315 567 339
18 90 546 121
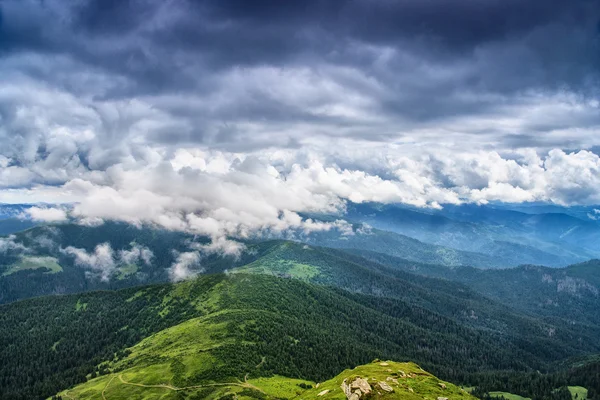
1 0 599 242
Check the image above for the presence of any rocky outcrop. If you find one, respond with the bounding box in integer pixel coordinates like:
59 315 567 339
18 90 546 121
341 377 372 399
320 361 477 400
378 381 394 392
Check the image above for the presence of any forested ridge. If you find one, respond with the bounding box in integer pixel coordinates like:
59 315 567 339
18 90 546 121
0 280 202 399
352 249 600 328
1 273 599 400
0 220 524 304
2 224 600 400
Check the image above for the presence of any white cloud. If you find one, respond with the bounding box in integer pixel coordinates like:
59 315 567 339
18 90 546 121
1 2 600 237
63 243 116 282
169 251 202 282
118 243 154 266
191 237 246 259
1 48 600 237
0 235 27 253
2 146 596 254
62 242 154 281
23 206 69 222
1 74 600 244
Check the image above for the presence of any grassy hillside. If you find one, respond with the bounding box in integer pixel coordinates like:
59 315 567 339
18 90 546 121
6 220 594 311
2 272 587 400
298 360 476 400
5 223 597 354
2 223 598 360
489 391 532 400
55 360 477 400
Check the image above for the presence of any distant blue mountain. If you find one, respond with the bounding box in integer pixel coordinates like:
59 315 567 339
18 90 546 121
343 202 600 267
0 204 39 234
0 204 34 219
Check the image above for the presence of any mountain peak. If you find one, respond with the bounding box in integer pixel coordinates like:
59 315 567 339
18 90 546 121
299 360 476 400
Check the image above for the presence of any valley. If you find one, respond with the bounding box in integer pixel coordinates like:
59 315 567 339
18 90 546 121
0 210 599 400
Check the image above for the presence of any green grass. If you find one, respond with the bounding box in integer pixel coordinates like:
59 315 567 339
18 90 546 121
56 360 477 400
52 273 477 400
235 259 320 280
57 372 271 400
116 263 139 280
298 360 477 400
229 241 322 281
248 376 315 398
3 256 62 276
75 299 88 311
53 310 244 399
489 391 532 400
40 272 537 400
568 386 588 400
113 314 226 375
51 340 61 352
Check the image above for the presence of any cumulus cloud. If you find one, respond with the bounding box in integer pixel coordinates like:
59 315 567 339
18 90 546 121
3 147 600 253
0 235 27 253
190 237 246 260
66 149 600 229
169 251 202 282
23 206 69 222
169 237 250 282
118 243 154 266
62 242 153 281
63 243 116 281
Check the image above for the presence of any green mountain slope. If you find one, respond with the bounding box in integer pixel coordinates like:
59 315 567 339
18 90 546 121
231 241 600 356
2 223 598 363
298 360 476 400
0 218 37 235
0 221 513 305
351 250 600 327
1 273 583 400
57 360 476 400
0 222 265 304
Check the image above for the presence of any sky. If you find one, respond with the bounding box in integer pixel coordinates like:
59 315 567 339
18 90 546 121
0 0 600 242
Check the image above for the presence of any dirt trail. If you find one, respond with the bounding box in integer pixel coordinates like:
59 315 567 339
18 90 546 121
58 372 264 399
117 375 177 391
101 376 115 400
255 356 266 369
118 374 265 393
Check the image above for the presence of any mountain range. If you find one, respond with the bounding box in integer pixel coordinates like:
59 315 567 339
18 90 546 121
1 204 600 399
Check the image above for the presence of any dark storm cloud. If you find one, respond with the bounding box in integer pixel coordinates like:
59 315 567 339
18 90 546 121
204 0 580 49
0 0 599 155
4 0 600 228
3 0 598 90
